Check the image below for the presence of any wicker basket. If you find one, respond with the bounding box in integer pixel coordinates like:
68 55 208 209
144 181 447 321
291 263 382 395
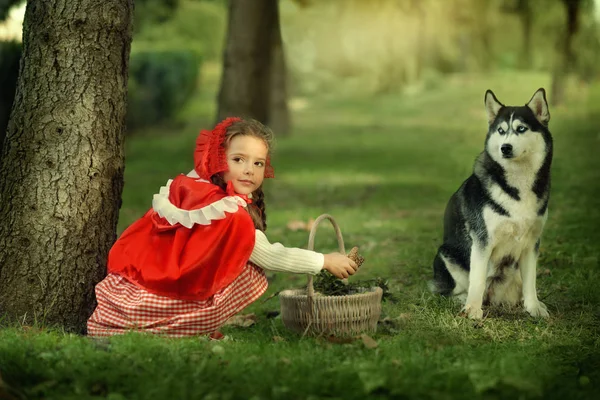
279 214 383 337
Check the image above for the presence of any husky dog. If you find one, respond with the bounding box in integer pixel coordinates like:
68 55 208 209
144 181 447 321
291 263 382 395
430 88 552 319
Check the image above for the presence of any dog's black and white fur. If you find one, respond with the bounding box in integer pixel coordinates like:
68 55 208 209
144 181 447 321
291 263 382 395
430 88 552 319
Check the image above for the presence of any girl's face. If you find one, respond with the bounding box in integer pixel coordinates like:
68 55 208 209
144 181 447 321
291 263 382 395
223 135 268 195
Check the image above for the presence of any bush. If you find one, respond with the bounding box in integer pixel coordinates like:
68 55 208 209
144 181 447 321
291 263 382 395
0 40 21 145
127 48 201 131
133 0 227 62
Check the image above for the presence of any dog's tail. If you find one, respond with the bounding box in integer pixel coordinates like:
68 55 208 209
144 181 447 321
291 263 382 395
428 279 453 296
430 252 456 296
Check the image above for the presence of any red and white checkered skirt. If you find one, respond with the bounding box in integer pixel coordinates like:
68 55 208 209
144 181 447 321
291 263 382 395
87 263 268 337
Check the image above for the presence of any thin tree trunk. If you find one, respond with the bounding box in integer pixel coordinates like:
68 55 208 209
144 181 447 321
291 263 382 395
216 0 277 124
0 0 133 333
411 0 426 81
268 0 291 136
551 0 581 106
518 0 533 68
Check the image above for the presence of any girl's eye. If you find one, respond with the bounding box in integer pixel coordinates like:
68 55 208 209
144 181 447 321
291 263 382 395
255 162 265 167
498 127 505 134
516 125 528 133
233 157 243 163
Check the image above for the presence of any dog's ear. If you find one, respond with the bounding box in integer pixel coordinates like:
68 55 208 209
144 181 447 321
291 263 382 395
485 90 504 125
526 88 550 126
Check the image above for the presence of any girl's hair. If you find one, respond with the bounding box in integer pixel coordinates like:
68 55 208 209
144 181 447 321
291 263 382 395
210 119 274 231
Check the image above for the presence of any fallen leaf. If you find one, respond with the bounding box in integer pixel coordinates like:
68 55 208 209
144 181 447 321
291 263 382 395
360 334 378 349
286 218 315 232
279 357 292 365
394 210 412 218
325 334 355 344
223 313 256 328
209 331 225 340
286 220 307 231
273 336 285 342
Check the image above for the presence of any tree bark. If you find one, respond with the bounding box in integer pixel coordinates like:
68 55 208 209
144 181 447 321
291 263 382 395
216 0 277 125
551 0 581 106
268 0 291 136
0 0 133 333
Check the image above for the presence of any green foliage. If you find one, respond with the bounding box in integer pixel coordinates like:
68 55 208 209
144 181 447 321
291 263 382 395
0 40 20 138
313 270 394 301
133 0 227 61
127 48 201 131
134 0 180 33
126 0 227 130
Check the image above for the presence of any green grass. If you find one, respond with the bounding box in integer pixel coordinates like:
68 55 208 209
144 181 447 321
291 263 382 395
1 70 599 399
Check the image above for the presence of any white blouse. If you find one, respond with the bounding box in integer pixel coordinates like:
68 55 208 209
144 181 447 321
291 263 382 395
250 230 324 275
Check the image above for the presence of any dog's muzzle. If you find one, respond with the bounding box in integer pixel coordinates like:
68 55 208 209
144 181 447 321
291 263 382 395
501 143 513 158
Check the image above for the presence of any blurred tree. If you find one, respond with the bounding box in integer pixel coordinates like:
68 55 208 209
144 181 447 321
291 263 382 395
0 0 133 333
217 0 291 136
572 12 600 82
501 0 533 68
0 0 22 21
551 0 583 105
448 0 496 71
410 0 427 81
134 0 179 33
268 1 291 137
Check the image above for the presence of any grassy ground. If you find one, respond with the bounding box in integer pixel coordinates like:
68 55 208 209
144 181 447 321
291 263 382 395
1 69 599 399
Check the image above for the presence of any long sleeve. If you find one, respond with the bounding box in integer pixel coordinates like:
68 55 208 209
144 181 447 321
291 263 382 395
249 230 324 275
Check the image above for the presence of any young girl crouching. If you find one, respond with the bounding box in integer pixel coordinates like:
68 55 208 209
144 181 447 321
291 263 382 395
87 117 357 338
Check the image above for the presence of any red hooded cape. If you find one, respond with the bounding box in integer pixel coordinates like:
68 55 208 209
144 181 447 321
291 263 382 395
107 175 256 300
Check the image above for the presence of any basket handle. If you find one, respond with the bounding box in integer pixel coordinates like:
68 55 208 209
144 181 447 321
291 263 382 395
307 214 346 299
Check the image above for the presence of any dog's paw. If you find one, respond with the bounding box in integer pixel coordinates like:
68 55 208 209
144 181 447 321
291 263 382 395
525 300 549 318
461 304 484 320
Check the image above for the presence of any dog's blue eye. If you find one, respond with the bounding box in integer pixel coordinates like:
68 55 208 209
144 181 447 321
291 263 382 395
516 126 528 133
498 127 505 134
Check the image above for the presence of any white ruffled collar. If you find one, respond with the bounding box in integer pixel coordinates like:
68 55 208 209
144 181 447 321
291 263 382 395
151 172 248 228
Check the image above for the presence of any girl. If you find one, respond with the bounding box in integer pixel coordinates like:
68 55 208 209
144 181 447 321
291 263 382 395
87 117 357 337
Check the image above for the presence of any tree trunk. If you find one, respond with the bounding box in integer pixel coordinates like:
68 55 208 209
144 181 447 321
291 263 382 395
518 0 533 68
551 0 581 106
216 0 277 125
268 0 291 136
0 0 133 333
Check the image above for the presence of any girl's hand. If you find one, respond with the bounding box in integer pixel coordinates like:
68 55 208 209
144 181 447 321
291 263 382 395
323 252 358 279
